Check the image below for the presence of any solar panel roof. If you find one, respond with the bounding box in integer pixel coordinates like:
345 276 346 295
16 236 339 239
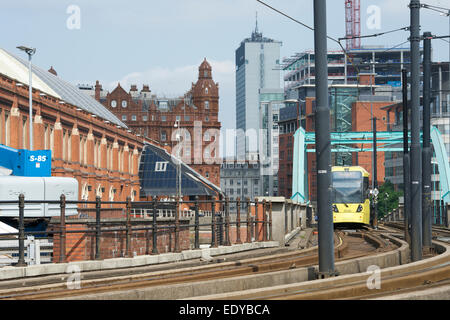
139 143 223 197
1 48 127 129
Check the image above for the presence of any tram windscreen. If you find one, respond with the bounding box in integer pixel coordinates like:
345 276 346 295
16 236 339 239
332 171 363 204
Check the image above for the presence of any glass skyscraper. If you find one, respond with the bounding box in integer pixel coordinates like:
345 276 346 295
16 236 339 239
235 25 282 159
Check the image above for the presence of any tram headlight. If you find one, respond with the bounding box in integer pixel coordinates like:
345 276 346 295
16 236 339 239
332 204 338 212
356 204 363 212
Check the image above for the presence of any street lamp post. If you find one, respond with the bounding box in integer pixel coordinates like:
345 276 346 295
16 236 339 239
173 121 182 252
442 10 450 69
174 121 182 210
17 46 36 151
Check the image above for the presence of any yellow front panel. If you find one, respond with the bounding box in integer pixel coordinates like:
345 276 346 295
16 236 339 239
333 200 370 225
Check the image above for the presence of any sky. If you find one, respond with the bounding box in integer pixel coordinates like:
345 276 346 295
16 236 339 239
2 0 450 156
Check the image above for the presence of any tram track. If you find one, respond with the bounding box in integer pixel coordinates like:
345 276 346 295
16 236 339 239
196 224 449 300
0 230 389 300
383 221 450 241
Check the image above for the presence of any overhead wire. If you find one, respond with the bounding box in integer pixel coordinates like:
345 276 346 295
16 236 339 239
338 27 410 41
255 1 448 127
421 3 450 15
257 1 448 151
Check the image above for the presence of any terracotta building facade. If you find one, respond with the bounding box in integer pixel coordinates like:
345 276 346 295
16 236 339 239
0 72 143 204
93 59 221 187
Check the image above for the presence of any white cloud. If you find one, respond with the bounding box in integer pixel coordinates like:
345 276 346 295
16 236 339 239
106 59 236 157
107 59 234 98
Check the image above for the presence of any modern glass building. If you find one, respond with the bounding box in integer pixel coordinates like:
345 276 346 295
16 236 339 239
235 25 282 159
259 88 284 196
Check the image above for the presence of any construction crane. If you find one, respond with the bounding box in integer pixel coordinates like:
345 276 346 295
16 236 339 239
345 0 361 50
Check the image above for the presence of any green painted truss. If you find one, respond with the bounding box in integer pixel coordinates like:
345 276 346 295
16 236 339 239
292 127 450 206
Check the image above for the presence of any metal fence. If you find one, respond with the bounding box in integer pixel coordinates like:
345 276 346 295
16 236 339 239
381 202 449 228
0 195 274 266
432 200 449 227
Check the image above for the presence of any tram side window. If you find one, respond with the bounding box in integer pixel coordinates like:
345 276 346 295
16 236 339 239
363 177 369 198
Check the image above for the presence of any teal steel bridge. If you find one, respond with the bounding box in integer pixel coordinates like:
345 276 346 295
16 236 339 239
291 127 450 206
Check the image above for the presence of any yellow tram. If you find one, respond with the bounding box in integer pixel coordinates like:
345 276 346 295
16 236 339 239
331 166 371 226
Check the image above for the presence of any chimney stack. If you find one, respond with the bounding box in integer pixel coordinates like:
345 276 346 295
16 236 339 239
48 66 57 76
95 80 102 101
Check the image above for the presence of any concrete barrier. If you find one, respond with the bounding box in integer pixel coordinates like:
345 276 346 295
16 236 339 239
65 234 414 300
0 241 279 281
255 197 308 246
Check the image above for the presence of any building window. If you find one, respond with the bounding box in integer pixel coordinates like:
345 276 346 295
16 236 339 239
131 115 137 121
142 115 148 121
185 115 190 121
205 88 209 94
205 171 209 178
161 115 166 122
155 161 168 172
161 131 167 141
205 116 209 122
176 115 181 121
121 100 127 108
205 101 209 109
122 115 127 121
184 146 191 157
158 101 168 109
111 100 117 108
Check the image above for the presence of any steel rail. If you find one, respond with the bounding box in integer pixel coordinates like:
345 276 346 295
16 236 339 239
221 230 449 300
270 239 450 300
0 231 386 300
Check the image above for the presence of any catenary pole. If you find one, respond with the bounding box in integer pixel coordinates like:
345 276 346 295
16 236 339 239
422 31 432 249
402 69 412 245
28 54 33 150
409 0 423 261
313 0 335 277
372 116 378 229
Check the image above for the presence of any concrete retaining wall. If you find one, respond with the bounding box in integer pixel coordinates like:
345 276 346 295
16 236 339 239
0 241 279 281
66 234 413 300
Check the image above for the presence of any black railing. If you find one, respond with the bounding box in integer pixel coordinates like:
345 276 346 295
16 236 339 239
0 195 274 266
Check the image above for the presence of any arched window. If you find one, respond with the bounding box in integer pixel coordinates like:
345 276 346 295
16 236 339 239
96 185 102 198
109 186 115 201
81 183 89 201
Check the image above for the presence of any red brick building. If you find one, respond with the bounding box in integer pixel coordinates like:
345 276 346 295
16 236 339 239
94 59 221 187
279 78 393 201
351 100 389 186
0 48 144 203
278 97 316 200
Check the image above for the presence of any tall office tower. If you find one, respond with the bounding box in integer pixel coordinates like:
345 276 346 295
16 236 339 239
235 20 282 159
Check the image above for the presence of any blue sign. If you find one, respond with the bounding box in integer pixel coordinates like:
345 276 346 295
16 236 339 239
387 81 402 87
0 144 51 177
18 149 52 176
